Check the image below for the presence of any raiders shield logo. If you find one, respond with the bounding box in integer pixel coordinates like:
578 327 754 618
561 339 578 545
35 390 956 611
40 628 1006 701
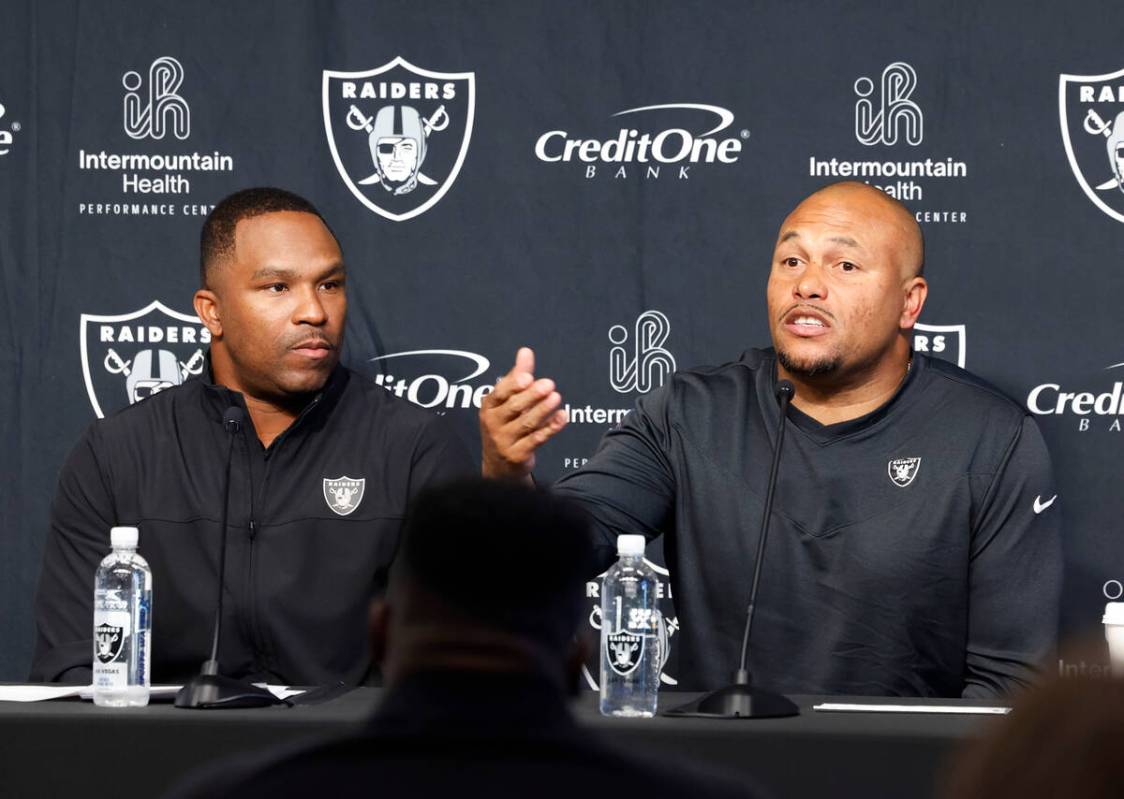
1060 66 1124 223
80 300 210 419
888 457 921 488
94 622 124 664
323 476 365 516
322 56 475 222
605 631 646 677
912 323 966 369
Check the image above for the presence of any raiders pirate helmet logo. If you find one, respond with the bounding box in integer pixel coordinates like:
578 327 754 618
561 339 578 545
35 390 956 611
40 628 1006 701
80 300 209 419
94 622 124 664
605 630 646 677
887 457 921 488
323 476 366 516
323 57 475 222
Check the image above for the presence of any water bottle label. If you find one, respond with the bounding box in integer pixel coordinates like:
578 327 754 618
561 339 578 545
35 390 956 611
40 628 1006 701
605 631 645 676
604 598 662 676
136 596 150 685
94 663 126 690
94 615 128 664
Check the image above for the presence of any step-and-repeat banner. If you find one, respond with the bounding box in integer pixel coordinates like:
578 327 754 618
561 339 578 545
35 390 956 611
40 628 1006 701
1 0 1122 683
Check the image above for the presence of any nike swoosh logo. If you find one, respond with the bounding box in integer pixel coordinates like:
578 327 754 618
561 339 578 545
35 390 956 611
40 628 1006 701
1033 495 1057 514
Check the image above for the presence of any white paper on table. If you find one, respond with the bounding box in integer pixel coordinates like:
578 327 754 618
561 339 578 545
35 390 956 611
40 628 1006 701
814 702 1010 715
79 684 302 700
77 685 182 700
253 684 307 700
3 683 304 703
0 685 88 702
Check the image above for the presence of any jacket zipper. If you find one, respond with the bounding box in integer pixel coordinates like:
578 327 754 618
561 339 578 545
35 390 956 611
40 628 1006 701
247 454 271 672
244 394 322 677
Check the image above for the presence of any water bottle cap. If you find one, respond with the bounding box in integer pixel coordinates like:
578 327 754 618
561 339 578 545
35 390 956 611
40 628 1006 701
110 526 139 549
1104 602 1124 626
617 534 646 557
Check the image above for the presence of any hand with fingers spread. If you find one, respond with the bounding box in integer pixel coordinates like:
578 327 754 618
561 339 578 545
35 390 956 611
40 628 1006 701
480 347 568 479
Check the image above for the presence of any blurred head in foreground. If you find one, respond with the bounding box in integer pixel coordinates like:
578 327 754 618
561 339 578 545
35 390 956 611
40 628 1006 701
369 477 596 693
943 669 1124 799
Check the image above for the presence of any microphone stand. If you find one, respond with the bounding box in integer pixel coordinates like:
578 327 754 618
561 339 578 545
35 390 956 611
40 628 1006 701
176 407 284 709
665 380 800 719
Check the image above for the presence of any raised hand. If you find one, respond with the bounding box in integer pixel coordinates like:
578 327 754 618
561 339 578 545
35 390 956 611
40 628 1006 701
479 347 567 479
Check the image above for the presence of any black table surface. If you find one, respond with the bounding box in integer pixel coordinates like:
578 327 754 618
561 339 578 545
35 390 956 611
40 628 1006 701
0 688 998 798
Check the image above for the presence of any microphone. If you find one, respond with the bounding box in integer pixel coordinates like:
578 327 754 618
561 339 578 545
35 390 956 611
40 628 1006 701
666 379 800 719
175 407 283 709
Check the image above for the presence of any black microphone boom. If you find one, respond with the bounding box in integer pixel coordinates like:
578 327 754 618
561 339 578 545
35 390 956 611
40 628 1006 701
666 379 800 719
175 406 284 709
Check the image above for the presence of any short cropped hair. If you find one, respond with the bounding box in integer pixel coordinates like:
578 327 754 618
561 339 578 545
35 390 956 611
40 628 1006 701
199 187 334 288
399 478 596 651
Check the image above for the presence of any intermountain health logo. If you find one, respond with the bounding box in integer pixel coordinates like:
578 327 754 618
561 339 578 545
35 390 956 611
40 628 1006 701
123 56 189 140
808 61 969 223
535 103 747 181
80 301 210 418
855 62 923 146
609 310 676 393
566 310 678 428
1060 66 1124 223
323 57 475 221
76 55 234 218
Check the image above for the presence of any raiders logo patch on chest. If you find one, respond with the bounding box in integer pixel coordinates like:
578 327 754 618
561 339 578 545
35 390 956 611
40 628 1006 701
887 457 921 488
323 476 366 515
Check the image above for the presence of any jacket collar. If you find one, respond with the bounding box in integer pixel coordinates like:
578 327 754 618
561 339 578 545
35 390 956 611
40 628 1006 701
191 349 350 432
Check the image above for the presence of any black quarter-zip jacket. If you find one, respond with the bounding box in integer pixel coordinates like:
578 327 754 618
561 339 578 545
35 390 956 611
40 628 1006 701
555 349 1062 698
31 364 473 685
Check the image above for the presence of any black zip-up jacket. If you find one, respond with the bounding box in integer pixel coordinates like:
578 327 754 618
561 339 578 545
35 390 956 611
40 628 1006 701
555 349 1062 697
31 364 473 685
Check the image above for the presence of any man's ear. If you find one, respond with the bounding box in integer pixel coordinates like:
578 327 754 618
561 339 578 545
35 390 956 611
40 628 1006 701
899 276 928 329
193 289 223 339
565 633 593 696
369 599 391 667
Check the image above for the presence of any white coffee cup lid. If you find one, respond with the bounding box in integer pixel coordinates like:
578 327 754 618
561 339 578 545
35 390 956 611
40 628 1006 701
1103 602 1124 625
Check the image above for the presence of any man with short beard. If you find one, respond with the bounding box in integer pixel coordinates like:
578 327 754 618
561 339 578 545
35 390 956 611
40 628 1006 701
32 187 473 686
479 181 1061 698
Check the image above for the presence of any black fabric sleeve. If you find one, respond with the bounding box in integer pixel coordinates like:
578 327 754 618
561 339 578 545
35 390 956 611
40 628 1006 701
962 416 1062 699
552 387 677 566
30 426 116 683
406 414 476 499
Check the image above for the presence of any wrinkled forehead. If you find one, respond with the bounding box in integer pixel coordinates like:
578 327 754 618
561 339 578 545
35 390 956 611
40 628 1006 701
777 197 889 245
776 190 920 272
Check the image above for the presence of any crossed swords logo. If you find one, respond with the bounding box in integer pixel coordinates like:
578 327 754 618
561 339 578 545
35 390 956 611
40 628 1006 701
1083 108 1124 192
104 347 205 380
345 103 449 187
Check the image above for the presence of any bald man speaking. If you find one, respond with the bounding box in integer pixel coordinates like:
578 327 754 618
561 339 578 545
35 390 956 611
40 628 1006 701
480 182 1061 699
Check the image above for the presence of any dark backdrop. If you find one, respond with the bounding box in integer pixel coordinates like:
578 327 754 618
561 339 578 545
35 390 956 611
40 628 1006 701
2 0 1121 684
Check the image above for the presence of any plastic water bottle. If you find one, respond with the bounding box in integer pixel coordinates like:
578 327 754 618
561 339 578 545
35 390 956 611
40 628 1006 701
92 527 152 707
600 534 662 717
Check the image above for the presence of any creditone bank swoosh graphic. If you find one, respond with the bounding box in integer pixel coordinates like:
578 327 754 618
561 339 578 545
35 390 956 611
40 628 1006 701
1033 495 1057 514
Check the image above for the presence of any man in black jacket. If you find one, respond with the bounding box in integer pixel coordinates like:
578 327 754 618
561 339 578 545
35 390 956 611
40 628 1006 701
32 187 473 686
479 181 1062 698
165 479 762 799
